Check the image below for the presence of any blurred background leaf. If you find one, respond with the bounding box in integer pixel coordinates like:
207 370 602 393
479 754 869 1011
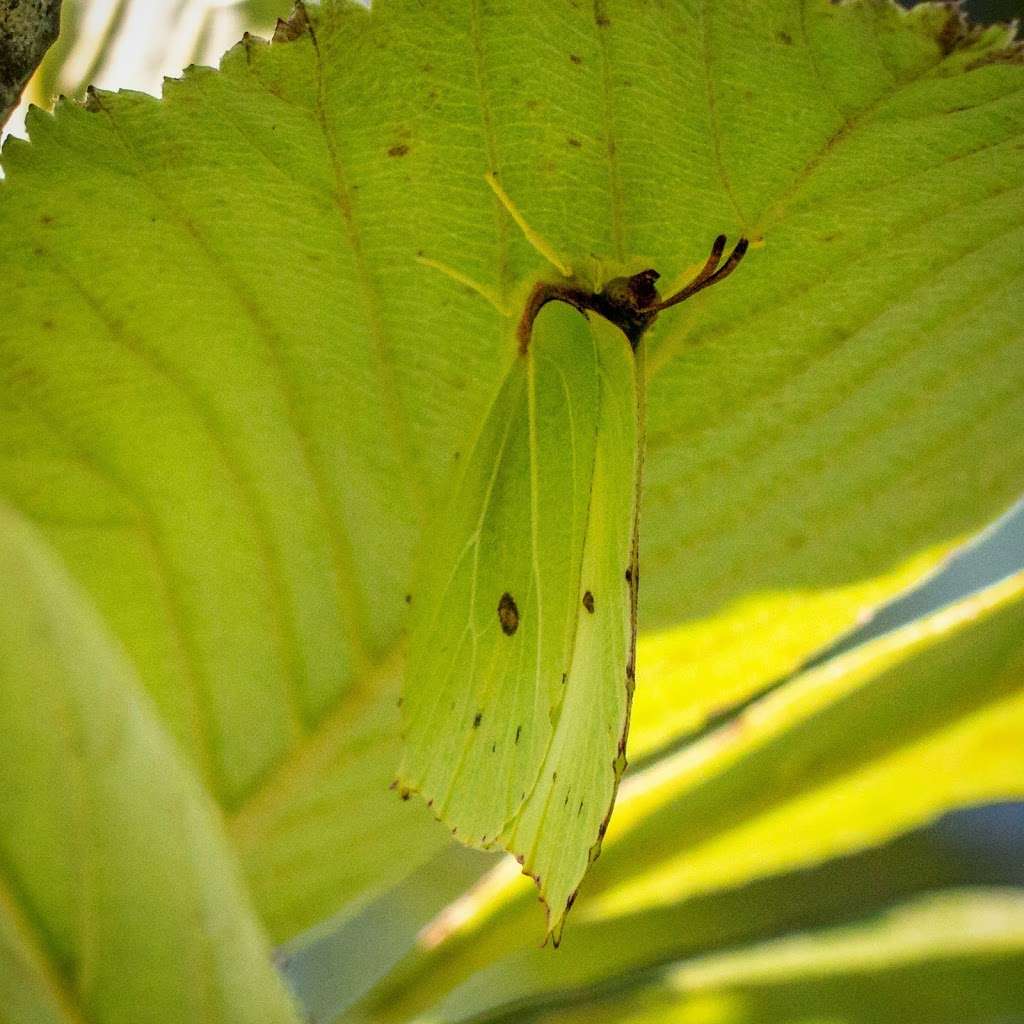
0 502 301 1023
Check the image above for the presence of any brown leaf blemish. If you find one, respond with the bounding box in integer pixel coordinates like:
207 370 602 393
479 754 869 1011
515 725 522 744
582 591 595 614
273 3 311 43
473 711 483 728
388 143 410 157
498 592 519 635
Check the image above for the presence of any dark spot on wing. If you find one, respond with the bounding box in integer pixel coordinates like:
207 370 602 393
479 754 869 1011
388 143 410 157
473 711 483 728
498 592 519 635
583 591 595 613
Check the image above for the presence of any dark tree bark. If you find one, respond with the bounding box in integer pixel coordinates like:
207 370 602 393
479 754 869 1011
1 0 62 129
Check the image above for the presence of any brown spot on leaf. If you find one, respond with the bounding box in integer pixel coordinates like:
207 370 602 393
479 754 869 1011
583 591 595 614
567 136 582 148
273 4 311 44
404 593 412 604
473 711 483 728
936 8 967 56
777 30 793 44
515 725 522 744
569 53 582 64
498 592 519 635
388 143 410 157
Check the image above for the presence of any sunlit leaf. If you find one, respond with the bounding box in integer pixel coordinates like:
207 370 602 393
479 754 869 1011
483 890 1024 1024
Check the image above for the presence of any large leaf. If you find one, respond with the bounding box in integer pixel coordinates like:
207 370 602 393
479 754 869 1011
1 0 1022 946
0 503 300 1024
351 571 1024 1022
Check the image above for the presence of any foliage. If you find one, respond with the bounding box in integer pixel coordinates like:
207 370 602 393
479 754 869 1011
0 0 1022 1020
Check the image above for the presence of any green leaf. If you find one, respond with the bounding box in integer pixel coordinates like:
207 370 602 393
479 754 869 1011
351 571 1024 1022
1 0 1022 948
401 300 639 939
0 503 300 1024
477 890 1024 1024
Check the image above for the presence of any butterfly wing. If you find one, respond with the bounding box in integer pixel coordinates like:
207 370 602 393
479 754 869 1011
401 304 639 938
499 312 639 941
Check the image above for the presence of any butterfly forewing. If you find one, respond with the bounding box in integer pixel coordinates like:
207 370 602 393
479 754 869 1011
400 302 601 846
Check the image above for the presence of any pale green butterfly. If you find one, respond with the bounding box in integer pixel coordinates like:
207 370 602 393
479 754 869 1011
399 174 748 942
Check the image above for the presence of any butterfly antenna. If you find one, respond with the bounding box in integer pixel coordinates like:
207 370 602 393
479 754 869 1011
485 171 573 278
652 236 748 312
